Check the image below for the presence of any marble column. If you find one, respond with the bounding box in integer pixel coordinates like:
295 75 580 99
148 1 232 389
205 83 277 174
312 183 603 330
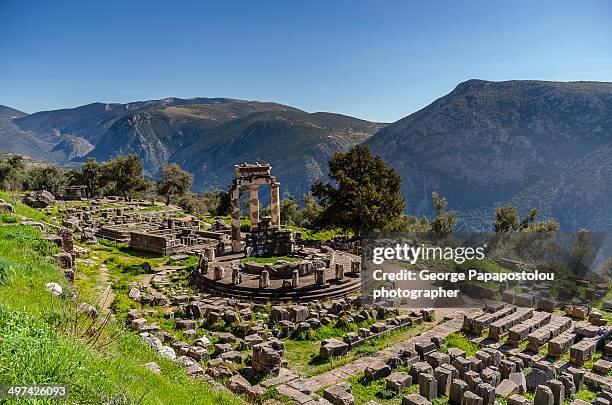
270 183 281 228
249 185 260 228
230 186 241 252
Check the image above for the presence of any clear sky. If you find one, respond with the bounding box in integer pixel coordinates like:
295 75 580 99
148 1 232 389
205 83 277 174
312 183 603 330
1 0 611 122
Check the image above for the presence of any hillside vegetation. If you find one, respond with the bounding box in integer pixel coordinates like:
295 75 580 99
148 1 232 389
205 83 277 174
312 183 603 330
0 197 240 404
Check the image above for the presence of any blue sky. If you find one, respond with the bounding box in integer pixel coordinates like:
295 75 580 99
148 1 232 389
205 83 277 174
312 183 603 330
1 0 611 122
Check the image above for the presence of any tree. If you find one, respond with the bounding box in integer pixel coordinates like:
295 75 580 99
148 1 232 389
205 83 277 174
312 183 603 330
430 191 457 238
0 155 26 191
494 205 520 233
302 193 323 229
280 196 304 227
383 214 430 233
571 228 594 275
494 204 559 233
79 158 103 198
156 163 193 206
311 145 405 236
25 165 67 195
101 155 145 201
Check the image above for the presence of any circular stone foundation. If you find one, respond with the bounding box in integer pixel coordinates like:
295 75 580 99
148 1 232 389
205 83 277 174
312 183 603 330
191 247 362 303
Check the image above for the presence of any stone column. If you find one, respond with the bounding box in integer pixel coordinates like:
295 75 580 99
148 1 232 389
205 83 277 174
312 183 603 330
249 185 260 228
292 269 299 288
214 265 225 281
315 268 326 285
61 230 74 254
197 253 208 274
230 186 241 252
260 270 270 289
232 266 241 286
335 263 344 281
270 183 280 228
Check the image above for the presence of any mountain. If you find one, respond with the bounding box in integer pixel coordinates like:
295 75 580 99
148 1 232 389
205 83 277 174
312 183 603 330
173 110 381 196
0 105 58 160
365 79 612 230
1 98 381 198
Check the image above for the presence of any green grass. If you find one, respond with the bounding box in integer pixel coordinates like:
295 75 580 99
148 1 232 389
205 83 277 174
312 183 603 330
241 255 302 264
0 224 240 404
441 333 479 357
573 387 597 403
583 351 602 369
0 190 57 225
285 319 436 377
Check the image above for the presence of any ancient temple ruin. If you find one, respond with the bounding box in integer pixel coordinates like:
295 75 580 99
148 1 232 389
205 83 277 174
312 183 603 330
229 163 281 252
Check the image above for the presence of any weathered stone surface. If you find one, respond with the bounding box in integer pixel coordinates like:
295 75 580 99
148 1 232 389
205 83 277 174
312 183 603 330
323 382 355 405
500 359 517 380
415 341 436 359
461 391 483 405
534 385 554 405
320 338 349 359
386 372 412 393
402 394 431 405
23 190 55 208
508 394 531 405
476 383 495 405
448 347 466 361
365 360 392 380
252 342 282 373
159 346 176 360
527 368 553 392
509 372 527 394
546 380 564 405
419 373 437 401
594 359 612 374
427 351 450 369
450 379 469 404
227 374 252 395
559 373 576 397
434 366 453 396
145 361 161 374
496 379 519 398
0 199 14 213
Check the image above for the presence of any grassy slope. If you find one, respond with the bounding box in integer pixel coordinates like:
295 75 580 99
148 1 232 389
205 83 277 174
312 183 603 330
0 204 241 403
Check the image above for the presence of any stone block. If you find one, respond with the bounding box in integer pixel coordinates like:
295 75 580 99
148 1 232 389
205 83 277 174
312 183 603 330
365 360 392 380
476 383 495 405
324 382 355 405
508 394 531 405
402 394 431 405
509 372 527 394
450 379 468 404
427 351 450 369
546 379 564 405
535 385 554 405
434 366 453 396
461 391 483 405
419 373 437 401
386 372 412 393
496 379 519 398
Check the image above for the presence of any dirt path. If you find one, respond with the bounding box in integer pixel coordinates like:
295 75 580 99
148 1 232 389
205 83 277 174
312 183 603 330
97 263 115 315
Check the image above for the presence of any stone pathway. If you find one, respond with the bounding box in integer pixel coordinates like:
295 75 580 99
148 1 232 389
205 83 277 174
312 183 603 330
262 309 480 404
304 310 472 392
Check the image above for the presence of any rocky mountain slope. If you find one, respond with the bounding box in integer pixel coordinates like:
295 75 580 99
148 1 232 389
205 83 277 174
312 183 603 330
365 79 612 230
1 98 381 197
3 79 612 230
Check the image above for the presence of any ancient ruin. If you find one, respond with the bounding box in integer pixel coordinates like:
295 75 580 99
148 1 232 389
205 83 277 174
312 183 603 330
8 162 610 405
